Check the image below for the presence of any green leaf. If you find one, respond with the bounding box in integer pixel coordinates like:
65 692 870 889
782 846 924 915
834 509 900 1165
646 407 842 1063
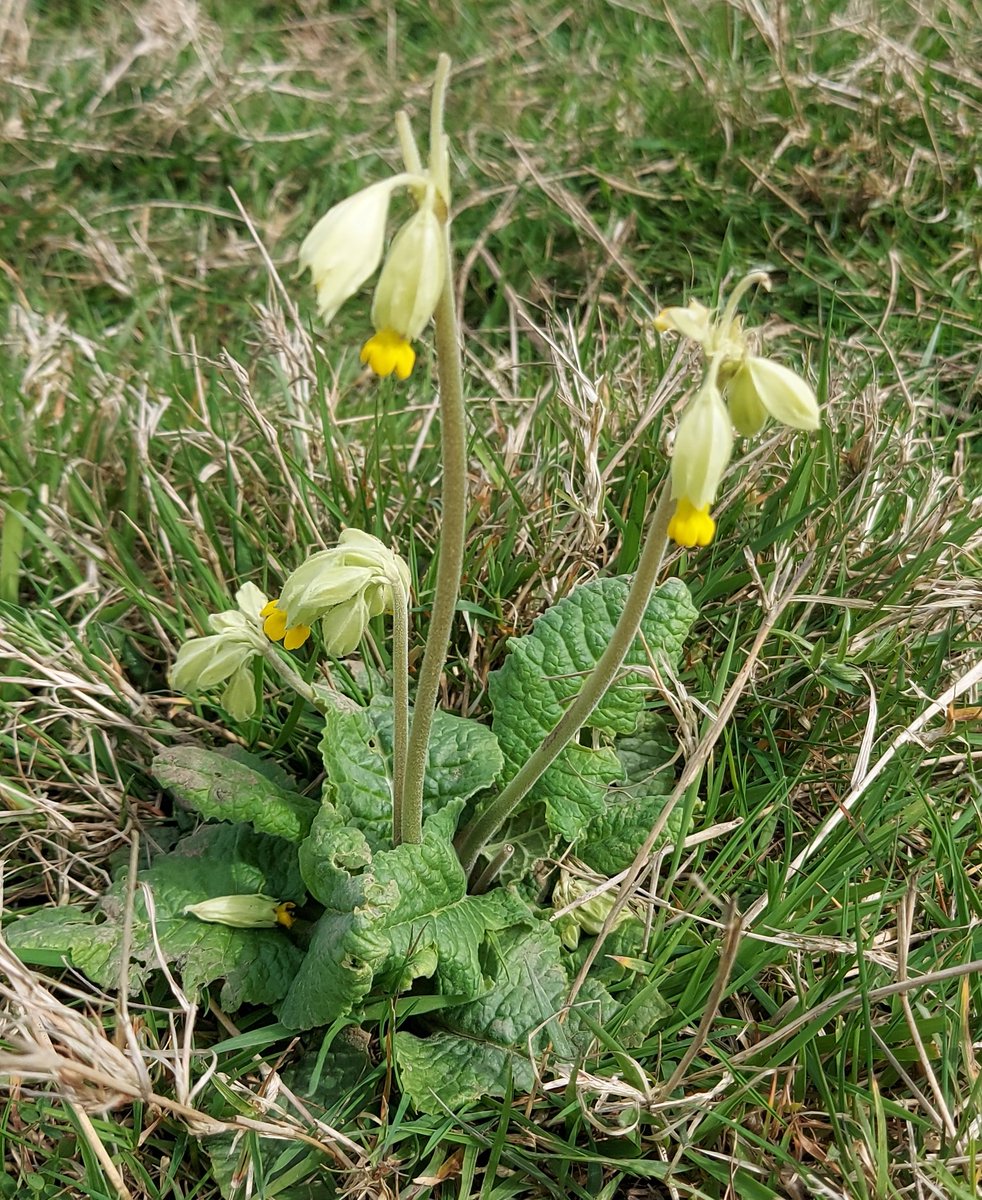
5 824 305 1010
489 577 696 842
319 696 503 851
279 803 527 1031
372 803 532 997
152 746 319 843
577 712 688 874
393 919 602 1113
276 866 392 1031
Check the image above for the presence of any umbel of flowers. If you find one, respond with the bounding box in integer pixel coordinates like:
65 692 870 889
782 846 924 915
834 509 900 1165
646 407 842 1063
261 529 411 655
657 272 821 547
169 531 410 720
298 72 452 380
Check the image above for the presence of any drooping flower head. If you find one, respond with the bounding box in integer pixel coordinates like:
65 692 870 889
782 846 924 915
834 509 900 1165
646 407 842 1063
667 364 732 548
656 272 822 547
169 582 269 720
262 528 411 657
299 58 452 380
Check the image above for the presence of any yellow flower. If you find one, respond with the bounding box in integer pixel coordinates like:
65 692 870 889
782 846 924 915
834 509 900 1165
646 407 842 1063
668 375 733 548
359 328 416 380
264 529 410 658
300 64 452 379
655 272 820 435
360 202 445 378
260 600 311 651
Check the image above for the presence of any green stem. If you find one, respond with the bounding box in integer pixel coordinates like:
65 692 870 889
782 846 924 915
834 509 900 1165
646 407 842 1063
259 644 322 708
389 574 410 845
401 225 467 845
456 481 675 877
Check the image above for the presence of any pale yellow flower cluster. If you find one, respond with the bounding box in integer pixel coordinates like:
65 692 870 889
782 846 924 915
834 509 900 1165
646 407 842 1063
169 531 410 720
656 273 821 547
262 529 411 656
298 73 452 381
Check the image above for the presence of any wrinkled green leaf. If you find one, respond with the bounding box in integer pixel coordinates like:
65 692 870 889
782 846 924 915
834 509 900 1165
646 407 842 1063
153 746 319 843
6 824 304 1010
393 920 601 1112
276 865 392 1031
578 712 687 874
279 803 528 1031
320 697 503 851
372 804 531 997
489 577 695 842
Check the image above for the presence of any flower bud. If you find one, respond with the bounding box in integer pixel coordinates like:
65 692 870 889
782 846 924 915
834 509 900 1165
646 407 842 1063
654 299 713 343
184 894 295 929
553 873 632 948
732 356 820 431
725 366 769 436
265 530 410 657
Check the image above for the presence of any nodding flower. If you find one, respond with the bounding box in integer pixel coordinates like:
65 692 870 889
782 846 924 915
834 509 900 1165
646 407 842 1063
262 529 411 658
299 62 452 380
169 582 269 721
657 272 821 546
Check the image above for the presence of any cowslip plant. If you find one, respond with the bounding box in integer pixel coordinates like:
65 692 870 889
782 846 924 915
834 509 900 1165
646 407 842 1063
6 56 821 1114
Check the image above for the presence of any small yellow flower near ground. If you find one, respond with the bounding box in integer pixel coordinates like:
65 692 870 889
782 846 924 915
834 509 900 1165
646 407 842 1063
360 329 416 379
260 599 311 651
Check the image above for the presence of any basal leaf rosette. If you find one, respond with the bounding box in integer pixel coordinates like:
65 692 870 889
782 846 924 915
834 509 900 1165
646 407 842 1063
5 824 305 1010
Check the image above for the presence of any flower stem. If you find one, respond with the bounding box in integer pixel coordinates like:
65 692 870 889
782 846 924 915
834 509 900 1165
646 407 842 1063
401 222 467 845
455 481 675 878
389 574 411 845
259 644 322 708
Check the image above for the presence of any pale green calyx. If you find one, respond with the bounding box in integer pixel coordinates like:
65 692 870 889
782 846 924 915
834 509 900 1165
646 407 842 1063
370 195 446 342
275 529 411 657
655 271 820 434
729 356 820 432
184 893 295 929
169 582 269 720
670 373 734 512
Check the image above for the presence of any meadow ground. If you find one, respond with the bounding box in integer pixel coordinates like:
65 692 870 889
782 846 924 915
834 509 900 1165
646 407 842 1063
1 1 980 1197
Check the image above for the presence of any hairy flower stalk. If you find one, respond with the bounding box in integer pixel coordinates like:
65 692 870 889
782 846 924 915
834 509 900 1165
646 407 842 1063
397 55 467 847
457 482 675 880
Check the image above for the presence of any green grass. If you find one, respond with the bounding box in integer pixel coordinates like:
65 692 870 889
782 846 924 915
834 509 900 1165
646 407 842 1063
2 0 981 1197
